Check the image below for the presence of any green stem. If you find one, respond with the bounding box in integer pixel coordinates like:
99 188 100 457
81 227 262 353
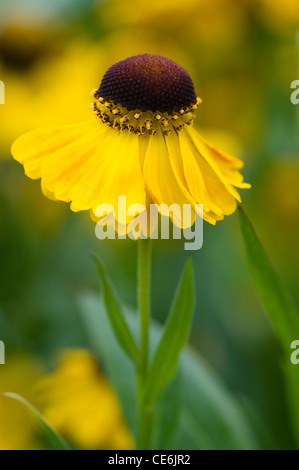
138 238 151 375
137 238 152 449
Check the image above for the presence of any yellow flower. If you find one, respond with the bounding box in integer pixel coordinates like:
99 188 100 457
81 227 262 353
11 54 250 229
0 356 44 450
36 349 134 450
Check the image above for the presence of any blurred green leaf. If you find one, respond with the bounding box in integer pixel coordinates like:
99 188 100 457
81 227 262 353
239 206 299 350
152 372 181 449
283 360 299 446
3 392 71 450
143 257 195 406
91 253 139 363
77 294 137 435
78 292 259 449
174 349 259 449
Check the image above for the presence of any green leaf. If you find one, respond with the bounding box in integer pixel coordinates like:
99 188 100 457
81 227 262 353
143 257 195 405
3 392 71 450
78 292 259 449
239 206 299 350
91 253 139 363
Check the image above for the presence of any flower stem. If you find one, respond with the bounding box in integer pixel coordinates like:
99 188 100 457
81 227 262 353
137 238 152 449
138 238 151 375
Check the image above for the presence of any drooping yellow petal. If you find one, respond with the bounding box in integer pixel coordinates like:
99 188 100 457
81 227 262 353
185 126 250 201
198 133 251 188
11 119 146 222
143 129 196 228
11 121 95 179
41 123 107 201
166 131 218 225
73 131 146 223
180 129 238 219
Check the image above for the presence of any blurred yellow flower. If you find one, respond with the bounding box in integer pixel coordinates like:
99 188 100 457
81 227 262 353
36 349 134 450
101 0 248 44
0 36 102 155
257 160 299 237
103 0 299 34
0 356 44 450
11 54 250 230
257 0 299 31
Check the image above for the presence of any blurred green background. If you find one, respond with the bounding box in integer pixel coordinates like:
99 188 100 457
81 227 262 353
0 0 299 450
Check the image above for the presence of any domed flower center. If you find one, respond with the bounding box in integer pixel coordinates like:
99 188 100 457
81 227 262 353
93 54 201 136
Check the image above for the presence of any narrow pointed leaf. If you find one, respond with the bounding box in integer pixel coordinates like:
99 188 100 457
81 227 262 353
239 206 299 350
91 253 139 363
239 206 299 445
143 257 195 405
4 392 71 450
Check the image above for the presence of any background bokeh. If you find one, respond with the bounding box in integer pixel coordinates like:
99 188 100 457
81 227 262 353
0 0 298 449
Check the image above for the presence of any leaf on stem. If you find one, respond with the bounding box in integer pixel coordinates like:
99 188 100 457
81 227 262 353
143 257 195 406
238 206 299 351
